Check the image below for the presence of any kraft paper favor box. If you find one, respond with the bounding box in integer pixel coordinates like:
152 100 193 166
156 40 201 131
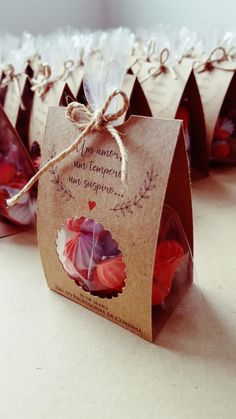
122 73 152 121
63 62 84 101
194 58 236 162
37 104 193 342
14 75 34 150
3 72 28 127
139 56 209 179
1 65 35 150
0 105 35 237
28 80 74 154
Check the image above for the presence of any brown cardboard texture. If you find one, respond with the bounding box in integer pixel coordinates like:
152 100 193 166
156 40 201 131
140 58 208 179
194 64 236 155
121 73 152 121
37 106 193 342
28 81 74 152
3 74 28 128
15 76 34 150
65 65 83 100
59 83 76 106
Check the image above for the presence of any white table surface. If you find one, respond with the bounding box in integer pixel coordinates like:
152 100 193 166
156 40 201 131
1 167 236 419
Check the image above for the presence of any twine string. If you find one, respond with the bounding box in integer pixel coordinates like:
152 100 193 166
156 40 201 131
226 46 236 61
179 46 195 64
141 48 177 83
146 39 156 62
31 63 54 100
6 89 129 208
130 56 140 69
58 48 84 82
193 46 236 73
59 59 75 81
130 39 157 74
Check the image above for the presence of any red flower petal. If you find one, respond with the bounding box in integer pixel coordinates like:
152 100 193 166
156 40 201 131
212 140 230 159
66 216 86 232
153 240 184 305
215 128 231 141
64 234 79 261
0 162 16 184
93 255 126 292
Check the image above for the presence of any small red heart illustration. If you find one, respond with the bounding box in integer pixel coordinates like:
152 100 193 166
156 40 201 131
88 201 96 211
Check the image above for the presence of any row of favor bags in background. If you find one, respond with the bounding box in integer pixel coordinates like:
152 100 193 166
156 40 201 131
1 27 236 174
1 26 236 236
132 26 236 166
0 24 236 167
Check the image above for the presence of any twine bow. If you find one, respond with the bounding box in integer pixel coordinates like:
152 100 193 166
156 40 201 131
141 48 177 83
130 39 157 73
31 63 54 100
1 64 26 110
59 59 75 81
59 49 84 82
7 89 129 208
179 47 195 64
193 47 236 73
